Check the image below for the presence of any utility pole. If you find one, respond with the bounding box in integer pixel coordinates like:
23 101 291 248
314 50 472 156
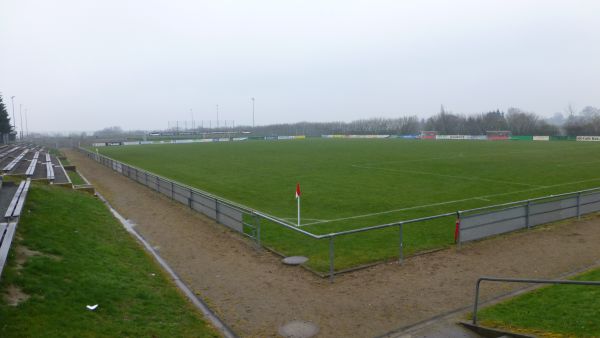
251 97 255 128
216 104 219 129
19 104 23 140
190 108 194 131
25 108 29 138
10 96 16 133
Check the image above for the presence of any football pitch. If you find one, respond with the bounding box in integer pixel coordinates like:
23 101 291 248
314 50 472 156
98 139 600 272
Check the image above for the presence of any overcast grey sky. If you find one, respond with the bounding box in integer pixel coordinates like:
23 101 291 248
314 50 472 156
1 0 599 132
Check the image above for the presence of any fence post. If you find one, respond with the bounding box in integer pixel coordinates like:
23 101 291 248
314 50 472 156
255 213 261 248
329 236 335 283
398 223 404 264
473 278 483 325
525 200 531 229
215 199 220 223
171 181 174 199
145 172 148 186
188 188 193 208
577 192 581 220
456 211 462 248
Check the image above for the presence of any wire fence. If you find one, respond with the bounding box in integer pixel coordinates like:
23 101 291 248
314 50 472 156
80 147 600 282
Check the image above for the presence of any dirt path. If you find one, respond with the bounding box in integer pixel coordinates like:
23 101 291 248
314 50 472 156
66 149 600 338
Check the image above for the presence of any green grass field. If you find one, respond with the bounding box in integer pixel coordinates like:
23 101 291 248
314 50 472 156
478 268 600 337
97 139 600 272
0 185 219 337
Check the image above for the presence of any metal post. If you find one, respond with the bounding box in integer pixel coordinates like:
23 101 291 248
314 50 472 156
255 214 261 248
215 200 220 223
188 188 193 208
525 200 531 229
398 223 404 264
577 192 581 220
329 236 335 283
473 278 482 325
10 96 16 133
456 211 462 248
251 97 255 128
171 181 174 199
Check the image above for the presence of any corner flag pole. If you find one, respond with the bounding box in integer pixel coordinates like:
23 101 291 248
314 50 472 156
295 183 301 227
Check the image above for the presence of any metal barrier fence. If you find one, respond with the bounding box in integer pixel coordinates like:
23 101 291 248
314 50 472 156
86 149 260 241
80 147 600 282
459 188 600 244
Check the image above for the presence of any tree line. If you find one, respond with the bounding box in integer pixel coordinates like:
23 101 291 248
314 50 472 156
81 104 600 139
241 106 600 136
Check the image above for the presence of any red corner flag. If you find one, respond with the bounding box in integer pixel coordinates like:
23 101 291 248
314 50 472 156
295 183 301 226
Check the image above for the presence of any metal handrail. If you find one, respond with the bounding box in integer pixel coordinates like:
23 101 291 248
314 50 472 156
472 276 600 325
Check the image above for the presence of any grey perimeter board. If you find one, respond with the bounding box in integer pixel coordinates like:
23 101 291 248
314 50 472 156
460 192 600 243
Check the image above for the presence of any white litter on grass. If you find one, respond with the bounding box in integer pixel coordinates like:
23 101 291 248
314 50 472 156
86 304 98 311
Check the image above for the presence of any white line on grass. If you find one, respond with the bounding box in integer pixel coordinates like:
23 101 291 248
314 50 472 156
351 164 545 188
352 149 551 168
299 176 600 226
282 217 329 222
556 159 600 167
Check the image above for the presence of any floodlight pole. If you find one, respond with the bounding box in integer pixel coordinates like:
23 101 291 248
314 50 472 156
10 96 16 133
190 108 194 130
251 97 255 128
19 104 23 140
25 108 29 138
216 104 219 129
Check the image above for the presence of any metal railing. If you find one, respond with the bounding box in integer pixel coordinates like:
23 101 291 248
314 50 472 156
80 147 600 282
257 211 455 281
472 276 600 325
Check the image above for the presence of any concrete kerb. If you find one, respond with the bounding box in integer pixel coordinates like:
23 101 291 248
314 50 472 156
95 192 239 338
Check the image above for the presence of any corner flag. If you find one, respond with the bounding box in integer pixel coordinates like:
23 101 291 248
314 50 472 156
295 183 301 226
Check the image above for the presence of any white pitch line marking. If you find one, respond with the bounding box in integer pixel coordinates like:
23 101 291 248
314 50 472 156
352 148 552 168
556 159 600 167
300 176 600 226
351 164 544 188
282 217 328 222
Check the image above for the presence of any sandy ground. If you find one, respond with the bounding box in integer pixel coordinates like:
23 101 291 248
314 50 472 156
66 148 600 338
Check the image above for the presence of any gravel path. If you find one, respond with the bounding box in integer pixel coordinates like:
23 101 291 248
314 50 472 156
66 149 600 338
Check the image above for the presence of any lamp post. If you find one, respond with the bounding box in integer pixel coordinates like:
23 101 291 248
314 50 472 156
10 96 16 132
190 108 194 131
19 104 23 140
25 108 29 138
251 97 255 128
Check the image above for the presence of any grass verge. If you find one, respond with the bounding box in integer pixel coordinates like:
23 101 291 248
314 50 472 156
67 170 86 185
477 268 600 337
0 184 220 337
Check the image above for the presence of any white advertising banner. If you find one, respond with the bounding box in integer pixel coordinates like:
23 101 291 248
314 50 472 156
436 135 486 140
577 136 600 142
